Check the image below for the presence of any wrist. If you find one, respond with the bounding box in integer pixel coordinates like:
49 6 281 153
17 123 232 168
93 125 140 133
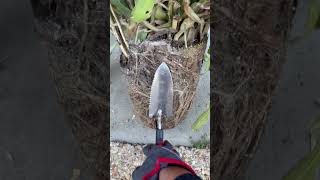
159 166 192 180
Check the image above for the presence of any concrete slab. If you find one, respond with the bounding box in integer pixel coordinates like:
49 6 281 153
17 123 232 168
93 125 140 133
110 35 210 147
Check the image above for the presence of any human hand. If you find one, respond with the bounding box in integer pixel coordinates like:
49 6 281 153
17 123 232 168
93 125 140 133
132 141 196 180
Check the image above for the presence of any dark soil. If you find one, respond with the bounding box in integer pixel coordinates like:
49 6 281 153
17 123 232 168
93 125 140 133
212 0 296 179
30 0 108 179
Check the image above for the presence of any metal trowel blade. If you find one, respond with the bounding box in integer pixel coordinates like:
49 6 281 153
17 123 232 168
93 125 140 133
148 62 174 119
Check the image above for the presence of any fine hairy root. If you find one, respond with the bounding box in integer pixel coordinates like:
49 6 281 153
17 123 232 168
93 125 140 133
31 0 109 179
211 0 296 179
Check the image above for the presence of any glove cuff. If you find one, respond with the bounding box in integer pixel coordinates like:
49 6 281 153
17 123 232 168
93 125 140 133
142 157 196 180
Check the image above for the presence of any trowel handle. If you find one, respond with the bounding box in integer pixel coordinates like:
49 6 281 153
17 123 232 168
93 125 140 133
156 128 164 145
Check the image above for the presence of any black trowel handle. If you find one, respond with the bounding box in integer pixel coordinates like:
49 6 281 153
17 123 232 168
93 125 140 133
156 128 164 145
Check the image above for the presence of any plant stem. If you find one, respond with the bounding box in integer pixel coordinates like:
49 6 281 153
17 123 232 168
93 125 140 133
143 21 164 31
110 4 130 58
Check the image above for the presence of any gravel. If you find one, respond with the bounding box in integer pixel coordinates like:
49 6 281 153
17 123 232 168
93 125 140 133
110 142 210 180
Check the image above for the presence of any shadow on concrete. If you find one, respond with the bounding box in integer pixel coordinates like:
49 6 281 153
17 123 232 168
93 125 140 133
0 1 93 179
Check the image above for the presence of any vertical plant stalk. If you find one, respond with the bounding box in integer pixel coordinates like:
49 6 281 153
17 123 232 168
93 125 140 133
110 4 130 58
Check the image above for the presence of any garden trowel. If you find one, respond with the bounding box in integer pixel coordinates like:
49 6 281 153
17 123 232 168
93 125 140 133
149 62 173 145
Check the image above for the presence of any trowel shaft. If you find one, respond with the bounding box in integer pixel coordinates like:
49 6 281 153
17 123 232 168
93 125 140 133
156 113 164 145
156 109 163 145
156 128 164 145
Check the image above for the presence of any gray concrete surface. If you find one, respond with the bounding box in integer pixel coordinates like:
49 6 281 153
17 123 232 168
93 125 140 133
246 0 320 179
110 35 210 146
0 1 93 179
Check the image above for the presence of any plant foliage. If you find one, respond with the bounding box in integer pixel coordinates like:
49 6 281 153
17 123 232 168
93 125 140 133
131 0 155 23
305 0 320 34
282 116 320 180
192 104 210 131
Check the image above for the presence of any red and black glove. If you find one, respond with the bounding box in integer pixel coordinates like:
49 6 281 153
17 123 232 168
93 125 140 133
132 140 198 180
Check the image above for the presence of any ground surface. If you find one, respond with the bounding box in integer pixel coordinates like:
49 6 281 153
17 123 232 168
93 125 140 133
110 35 210 146
0 0 319 180
110 142 210 180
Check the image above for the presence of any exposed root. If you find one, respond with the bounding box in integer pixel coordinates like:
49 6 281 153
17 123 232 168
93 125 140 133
120 35 207 129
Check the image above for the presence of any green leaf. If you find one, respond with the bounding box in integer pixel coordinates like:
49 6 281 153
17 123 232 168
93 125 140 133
192 105 210 132
282 144 320 180
154 6 168 20
136 30 148 43
131 0 155 23
305 0 320 34
111 0 131 18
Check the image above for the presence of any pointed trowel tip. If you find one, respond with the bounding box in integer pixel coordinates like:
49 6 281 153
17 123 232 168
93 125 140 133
159 62 170 70
160 62 167 67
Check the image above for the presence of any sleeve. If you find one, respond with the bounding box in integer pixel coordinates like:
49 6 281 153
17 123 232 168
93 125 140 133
174 173 202 180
